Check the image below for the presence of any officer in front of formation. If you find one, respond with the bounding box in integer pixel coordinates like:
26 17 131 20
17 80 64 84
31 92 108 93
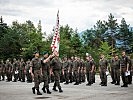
30 51 42 95
99 54 108 86
50 50 63 93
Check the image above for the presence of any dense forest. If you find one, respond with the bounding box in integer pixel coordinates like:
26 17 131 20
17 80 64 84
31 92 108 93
0 13 133 64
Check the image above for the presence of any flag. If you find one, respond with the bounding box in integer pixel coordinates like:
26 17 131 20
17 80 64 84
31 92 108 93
51 10 60 53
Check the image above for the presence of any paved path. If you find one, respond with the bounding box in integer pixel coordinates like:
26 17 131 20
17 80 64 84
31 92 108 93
0 75 133 100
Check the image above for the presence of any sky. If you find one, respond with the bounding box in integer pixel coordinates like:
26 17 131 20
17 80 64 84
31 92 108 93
0 0 133 36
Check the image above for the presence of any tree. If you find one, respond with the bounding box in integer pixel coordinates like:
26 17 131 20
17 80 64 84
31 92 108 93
98 42 112 59
116 18 132 52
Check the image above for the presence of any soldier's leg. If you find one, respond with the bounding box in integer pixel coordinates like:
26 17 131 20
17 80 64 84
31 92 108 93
69 72 73 83
64 70 69 84
74 71 79 85
21 71 25 82
100 71 104 85
0 71 1 81
53 70 63 92
82 71 86 82
92 71 95 83
121 68 128 87
86 72 89 84
110 67 115 83
116 69 120 85
2 72 5 81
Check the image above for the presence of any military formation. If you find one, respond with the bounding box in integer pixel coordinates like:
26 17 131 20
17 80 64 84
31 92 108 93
0 51 133 95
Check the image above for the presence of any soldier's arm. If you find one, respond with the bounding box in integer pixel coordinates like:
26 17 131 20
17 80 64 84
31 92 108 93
91 61 95 72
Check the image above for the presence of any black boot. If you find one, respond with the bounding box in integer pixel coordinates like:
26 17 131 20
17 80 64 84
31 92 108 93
59 88 63 93
32 87 35 94
46 88 51 94
115 82 120 85
52 87 58 91
64 81 69 84
36 89 42 95
42 87 46 93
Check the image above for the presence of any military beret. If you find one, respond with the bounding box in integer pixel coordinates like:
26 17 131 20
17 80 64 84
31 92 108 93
42 51 48 55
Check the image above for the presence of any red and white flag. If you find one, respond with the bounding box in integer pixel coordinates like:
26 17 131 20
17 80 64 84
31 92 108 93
51 10 60 53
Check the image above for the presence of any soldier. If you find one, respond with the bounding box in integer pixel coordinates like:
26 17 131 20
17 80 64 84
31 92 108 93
0 60 5 81
90 56 96 84
51 51 63 93
127 56 132 85
120 51 130 87
80 58 86 83
19 58 26 82
12 58 19 82
41 51 52 94
25 59 32 83
78 58 82 84
113 55 120 85
110 56 116 84
73 56 80 85
85 55 95 86
69 56 74 83
63 56 70 84
99 54 108 86
30 51 42 95
0 60 2 81
5 59 13 82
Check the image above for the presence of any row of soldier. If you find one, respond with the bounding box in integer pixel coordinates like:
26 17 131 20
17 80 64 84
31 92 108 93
0 51 133 95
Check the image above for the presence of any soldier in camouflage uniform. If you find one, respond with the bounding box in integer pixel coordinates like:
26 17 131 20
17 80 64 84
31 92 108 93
110 56 116 84
30 51 42 95
63 56 70 84
120 51 130 87
1 60 5 81
5 59 13 82
41 51 52 94
78 58 82 84
25 59 32 83
73 56 80 85
19 58 26 82
113 55 120 85
51 51 63 93
99 54 108 86
69 56 74 83
12 58 19 82
127 56 132 84
85 55 95 86
0 60 2 81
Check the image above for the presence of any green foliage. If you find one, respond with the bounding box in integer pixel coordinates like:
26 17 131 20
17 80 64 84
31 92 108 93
98 42 112 59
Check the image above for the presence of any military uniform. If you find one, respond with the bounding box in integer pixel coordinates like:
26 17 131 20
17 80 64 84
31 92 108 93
85 59 94 85
41 57 51 94
30 57 42 95
19 60 26 82
99 58 108 86
81 60 86 83
51 57 63 92
12 60 19 82
0 60 5 81
73 58 79 85
0 61 2 81
63 59 70 84
25 60 32 83
110 58 116 84
69 59 74 83
120 55 129 87
127 58 132 84
5 60 13 82
113 59 120 85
